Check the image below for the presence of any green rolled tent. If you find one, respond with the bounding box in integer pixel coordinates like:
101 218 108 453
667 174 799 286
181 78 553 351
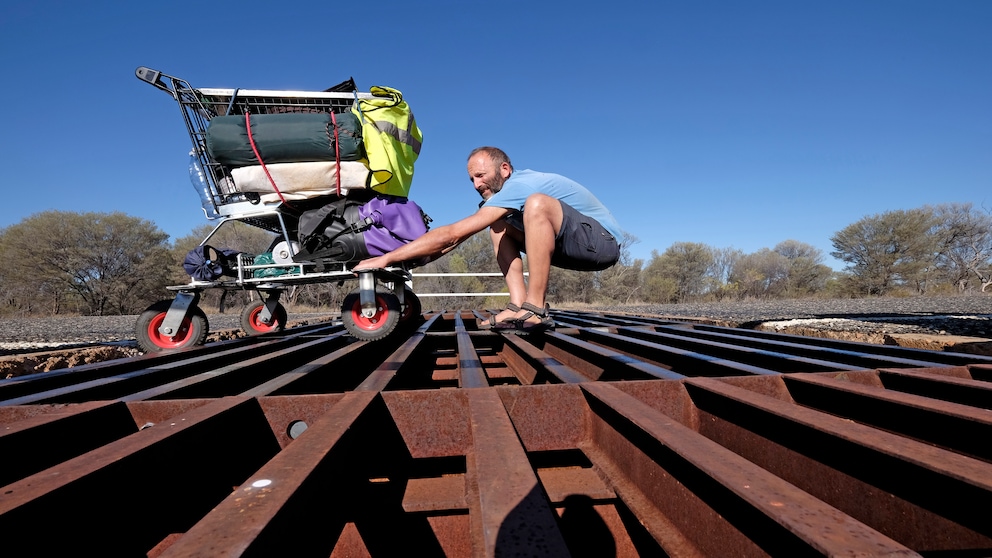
205 111 364 168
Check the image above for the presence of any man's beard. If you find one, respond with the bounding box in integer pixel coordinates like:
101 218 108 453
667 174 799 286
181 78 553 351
480 173 507 199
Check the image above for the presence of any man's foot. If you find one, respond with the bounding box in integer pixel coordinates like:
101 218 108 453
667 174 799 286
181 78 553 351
495 302 555 334
482 303 521 329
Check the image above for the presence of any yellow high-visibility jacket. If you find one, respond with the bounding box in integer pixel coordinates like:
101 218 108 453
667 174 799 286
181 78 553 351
353 86 422 198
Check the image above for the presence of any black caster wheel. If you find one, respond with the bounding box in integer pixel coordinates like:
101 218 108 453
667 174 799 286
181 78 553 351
240 299 288 335
341 287 401 341
135 300 209 352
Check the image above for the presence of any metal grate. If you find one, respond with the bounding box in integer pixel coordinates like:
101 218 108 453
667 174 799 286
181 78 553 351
2 310 991 556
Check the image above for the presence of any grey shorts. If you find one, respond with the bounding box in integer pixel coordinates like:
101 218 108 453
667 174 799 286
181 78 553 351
507 201 619 271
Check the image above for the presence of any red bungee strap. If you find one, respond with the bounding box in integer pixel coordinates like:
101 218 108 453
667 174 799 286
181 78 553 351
244 112 293 208
330 111 342 197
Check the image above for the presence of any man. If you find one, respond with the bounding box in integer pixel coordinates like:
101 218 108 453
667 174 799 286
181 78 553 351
353 146 622 333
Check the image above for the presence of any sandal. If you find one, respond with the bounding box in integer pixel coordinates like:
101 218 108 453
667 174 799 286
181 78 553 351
482 302 521 329
498 302 556 335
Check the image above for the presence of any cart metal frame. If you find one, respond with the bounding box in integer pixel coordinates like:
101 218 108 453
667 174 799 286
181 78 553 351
134 67 421 351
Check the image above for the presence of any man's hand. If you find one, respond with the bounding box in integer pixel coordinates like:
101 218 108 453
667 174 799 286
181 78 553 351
351 206 509 274
353 255 391 272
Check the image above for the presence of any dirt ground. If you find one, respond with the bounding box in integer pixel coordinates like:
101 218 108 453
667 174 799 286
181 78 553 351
0 322 310 379
3 302 991 379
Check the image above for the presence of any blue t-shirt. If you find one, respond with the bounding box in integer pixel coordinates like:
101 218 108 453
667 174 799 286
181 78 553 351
482 169 623 241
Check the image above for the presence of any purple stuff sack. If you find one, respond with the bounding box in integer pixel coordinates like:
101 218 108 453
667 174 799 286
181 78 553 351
358 196 430 256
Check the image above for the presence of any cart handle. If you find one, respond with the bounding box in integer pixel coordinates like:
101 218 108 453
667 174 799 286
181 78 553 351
135 67 177 99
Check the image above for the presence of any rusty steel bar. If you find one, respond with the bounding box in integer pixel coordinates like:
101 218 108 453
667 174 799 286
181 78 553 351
500 333 592 384
155 390 381 556
244 339 367 397
454 312 488 389
684 376 992 550
466 388 570 555
877 366 992 409
2 311 992 556
554 310 690 330
690 323 992 367
0 400 138 487
117 334 353 402
0 327 342 406
782 372 992 460
542 331 686 381
648 324 966 369
354 318 438 393
617 326 888 373
581 380 916 556
575 327 786 376
0 396 281 555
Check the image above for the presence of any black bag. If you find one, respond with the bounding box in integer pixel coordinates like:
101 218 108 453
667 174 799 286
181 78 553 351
293 194 430 265
294 197 370 264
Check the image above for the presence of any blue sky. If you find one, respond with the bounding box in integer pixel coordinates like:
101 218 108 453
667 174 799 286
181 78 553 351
1 1 989 271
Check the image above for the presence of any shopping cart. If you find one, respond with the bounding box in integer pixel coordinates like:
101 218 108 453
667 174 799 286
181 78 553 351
133 67 424 351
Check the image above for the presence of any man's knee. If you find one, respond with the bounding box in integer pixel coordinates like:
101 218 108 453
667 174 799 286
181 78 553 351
523 193 557 214
523 194 564 229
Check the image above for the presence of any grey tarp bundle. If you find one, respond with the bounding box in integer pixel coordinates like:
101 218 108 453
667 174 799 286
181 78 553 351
205 112 364 168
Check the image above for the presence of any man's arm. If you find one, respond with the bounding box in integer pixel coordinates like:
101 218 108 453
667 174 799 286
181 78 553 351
353 205 510 271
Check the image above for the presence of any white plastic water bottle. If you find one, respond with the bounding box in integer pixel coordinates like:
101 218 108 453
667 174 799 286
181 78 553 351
188 149 219 218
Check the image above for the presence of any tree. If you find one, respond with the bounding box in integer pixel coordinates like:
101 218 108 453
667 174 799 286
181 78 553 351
931 203 992 292
548 267 598 304
641 242 715 303
729 248 790 298
830 208 942 295
708 247 743 300
596 232 642 304
0 211 173 315
773 240 832 296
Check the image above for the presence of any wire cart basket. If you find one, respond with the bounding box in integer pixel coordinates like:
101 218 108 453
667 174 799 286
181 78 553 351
133 67 424 351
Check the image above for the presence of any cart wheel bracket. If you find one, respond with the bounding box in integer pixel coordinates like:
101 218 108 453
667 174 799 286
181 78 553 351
159 291 200 336
358 271 377 318
258 291 283 325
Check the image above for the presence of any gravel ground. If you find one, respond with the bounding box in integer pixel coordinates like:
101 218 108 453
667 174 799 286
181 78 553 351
0 312 337 353
588 294 992 338
1 295 990 351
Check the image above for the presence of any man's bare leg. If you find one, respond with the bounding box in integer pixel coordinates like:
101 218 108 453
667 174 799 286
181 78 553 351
490 220 527 324
512 194 563 325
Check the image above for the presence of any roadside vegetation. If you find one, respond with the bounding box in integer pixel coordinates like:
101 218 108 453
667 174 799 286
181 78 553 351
0 202 989 317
